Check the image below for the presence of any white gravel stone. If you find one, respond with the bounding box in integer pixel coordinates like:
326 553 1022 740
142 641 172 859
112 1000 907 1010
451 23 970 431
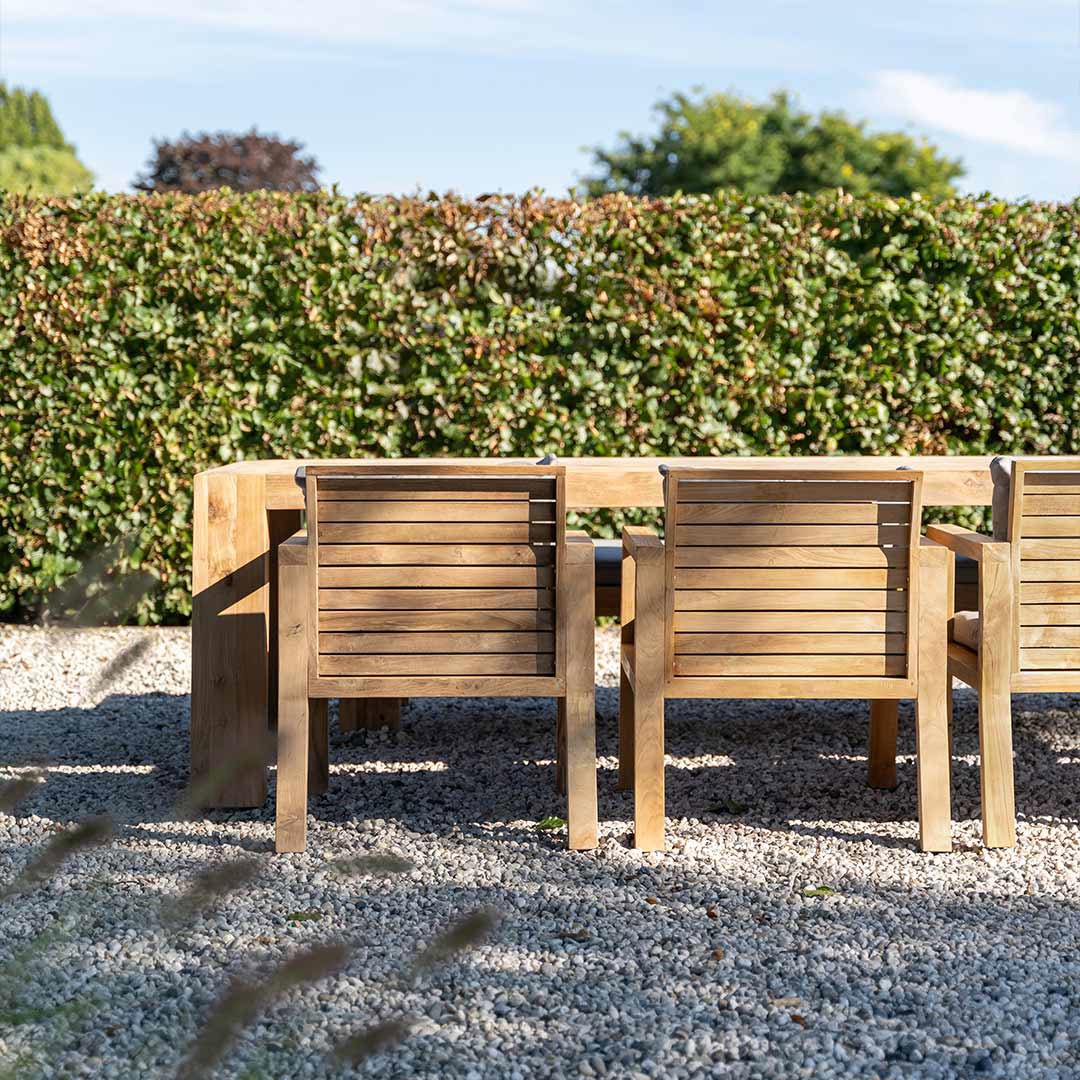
0 624 1078 1078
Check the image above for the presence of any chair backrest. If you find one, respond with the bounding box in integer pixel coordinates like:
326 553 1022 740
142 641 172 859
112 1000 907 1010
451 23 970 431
1004 459 1080 675
662 468 923 687
302 464 565 694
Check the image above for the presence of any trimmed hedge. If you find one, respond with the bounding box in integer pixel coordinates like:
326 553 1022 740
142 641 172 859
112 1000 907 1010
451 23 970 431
1 190 1078 622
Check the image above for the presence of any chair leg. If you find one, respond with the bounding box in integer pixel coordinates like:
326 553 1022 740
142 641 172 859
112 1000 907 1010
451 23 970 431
617 667 635 791
978 680 1016 847
554 698 567 795
978 547 1016 848
563 542 597 850
916 542 952 852
631 548 665 852
276 551 310 854
867 699 898 789
308 699 329 796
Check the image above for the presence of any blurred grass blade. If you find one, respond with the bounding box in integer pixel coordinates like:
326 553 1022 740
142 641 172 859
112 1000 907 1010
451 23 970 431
331 854 414 878
41 532 157 627
162 857 262 927
175 735 276 818
178 942 351 1080
0 775 40 813
87 636 154 698
334 1018 412 1065
1 815 113 899
409 909 499 979
267 943 351 992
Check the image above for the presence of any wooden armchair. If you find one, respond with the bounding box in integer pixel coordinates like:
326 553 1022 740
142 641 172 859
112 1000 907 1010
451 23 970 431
275 463 597 852
618 468 952 853
925 457 1080 849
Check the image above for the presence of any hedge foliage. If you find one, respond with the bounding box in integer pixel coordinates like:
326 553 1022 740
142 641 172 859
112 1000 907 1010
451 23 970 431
2 190 1078 622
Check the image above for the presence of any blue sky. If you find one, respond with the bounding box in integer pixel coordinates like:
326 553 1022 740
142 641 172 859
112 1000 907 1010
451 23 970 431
2 0 1079 200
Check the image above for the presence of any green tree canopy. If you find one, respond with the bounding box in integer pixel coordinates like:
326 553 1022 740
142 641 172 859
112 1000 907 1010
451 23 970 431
585 89 964 200
0 81 93 195
0 146 94 196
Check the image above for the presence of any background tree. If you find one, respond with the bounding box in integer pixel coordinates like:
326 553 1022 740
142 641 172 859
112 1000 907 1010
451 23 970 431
0 82 93 195
133 129 321 193
585 89 963 200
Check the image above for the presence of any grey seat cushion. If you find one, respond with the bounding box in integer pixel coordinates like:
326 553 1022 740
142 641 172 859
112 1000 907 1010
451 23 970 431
594 539 622 588
952 610 980 650
955 554 977 585
990 456 1013 541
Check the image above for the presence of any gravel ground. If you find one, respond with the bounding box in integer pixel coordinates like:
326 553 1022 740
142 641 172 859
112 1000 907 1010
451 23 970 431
1 624 1078 1080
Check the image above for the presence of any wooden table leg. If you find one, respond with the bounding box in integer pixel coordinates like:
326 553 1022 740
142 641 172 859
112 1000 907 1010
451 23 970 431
339 698 361 733
190 470 275 809
339 698 402 733
868 700 899 789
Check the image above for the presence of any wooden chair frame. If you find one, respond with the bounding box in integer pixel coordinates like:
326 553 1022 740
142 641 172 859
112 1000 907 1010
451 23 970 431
618 467 952 853
926 457 1080 848
275 463 597 852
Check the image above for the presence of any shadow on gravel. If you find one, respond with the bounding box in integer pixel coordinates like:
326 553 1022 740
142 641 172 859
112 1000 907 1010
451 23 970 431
1 686 1078 846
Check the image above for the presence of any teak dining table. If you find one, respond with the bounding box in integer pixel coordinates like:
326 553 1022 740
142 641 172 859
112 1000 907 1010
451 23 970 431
190 455 1012 808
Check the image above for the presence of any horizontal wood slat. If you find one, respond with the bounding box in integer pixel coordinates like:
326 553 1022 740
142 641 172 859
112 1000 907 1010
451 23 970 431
318 566 554 588
318 543 555 566
317 477 553 497
673 655 907 677
318 500 548 522
1023 475 1080 494
673 481 913 504
1018 604 1080 626
1021 494 1080 516
1020 539 1080 560
674 567 908 589
1019 516 1080 537
675 589 908 611
1020 648 1080 670
672 610 907 633
1019 625 1080 648
1020 561 1080 582
319 609 554 631
319 631 554 654
675 524 909 547
319 588 554 610
674 546 908 569
675 502 909 525
674 632 906 655
318 522 556 543
1020 582 1080 604
319 653 555 676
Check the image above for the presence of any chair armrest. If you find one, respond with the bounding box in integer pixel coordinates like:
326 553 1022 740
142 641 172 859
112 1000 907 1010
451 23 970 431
565 530 595 564
925 524 1007 563
279 530 308 566
622 526 664 562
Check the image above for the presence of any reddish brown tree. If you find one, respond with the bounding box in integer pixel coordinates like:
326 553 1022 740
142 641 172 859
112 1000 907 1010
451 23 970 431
133 128 320 193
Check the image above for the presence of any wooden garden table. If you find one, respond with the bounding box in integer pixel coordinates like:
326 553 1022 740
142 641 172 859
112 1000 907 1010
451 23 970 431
191 455 1003 807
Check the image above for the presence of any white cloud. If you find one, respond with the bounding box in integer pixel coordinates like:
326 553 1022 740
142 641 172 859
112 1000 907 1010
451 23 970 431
4 0 544 48
869 69 1080 164
1 0 822 73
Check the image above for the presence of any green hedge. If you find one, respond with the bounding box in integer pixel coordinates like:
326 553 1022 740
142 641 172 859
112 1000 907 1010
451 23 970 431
2 190 1078 622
